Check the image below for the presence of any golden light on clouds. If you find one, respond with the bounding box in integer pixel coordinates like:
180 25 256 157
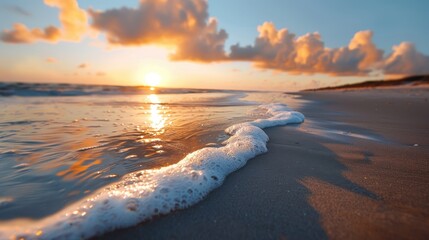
0 0 428 89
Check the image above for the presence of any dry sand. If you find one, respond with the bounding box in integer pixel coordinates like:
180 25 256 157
96 87 429 240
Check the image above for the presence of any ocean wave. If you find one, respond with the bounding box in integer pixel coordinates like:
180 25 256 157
0 82 231 97
0 104 304 240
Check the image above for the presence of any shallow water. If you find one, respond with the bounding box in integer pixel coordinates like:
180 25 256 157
0 85 302 221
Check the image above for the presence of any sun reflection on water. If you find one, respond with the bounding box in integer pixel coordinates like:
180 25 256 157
148 94 165 133
56 137 102 181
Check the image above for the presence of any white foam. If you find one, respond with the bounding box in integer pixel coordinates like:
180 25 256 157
0 104 304 240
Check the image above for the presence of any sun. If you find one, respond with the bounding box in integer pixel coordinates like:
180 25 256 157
144 72 161 88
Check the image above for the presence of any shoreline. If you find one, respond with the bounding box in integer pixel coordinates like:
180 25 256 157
95 87 429 239
0 101 303 239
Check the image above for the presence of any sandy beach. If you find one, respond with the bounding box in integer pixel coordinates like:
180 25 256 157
95 87 429 240
2 1 429 239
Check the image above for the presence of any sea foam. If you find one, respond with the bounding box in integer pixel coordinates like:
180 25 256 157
0 104 304 240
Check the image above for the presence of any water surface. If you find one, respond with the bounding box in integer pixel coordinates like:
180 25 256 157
0 84 300 220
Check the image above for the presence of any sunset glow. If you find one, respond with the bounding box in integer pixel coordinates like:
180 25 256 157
0 0 427 91
144 72 161 88
0 1 428 239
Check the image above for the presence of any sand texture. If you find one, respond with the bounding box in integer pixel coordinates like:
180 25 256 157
96 88 429 240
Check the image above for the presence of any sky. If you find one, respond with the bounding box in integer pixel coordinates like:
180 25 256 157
0 0 428 91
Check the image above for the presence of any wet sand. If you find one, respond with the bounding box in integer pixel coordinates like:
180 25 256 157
96 88 429 240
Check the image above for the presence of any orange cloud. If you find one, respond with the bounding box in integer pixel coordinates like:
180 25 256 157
89 0 227 61
46 57 57 63
171 18 228 61
1 23 61 43
229 22 386 76
43 0 87 41
229 22 429 76
77 63 88 69
2 1 428 76
383 42 429 75
348 31 384 70
1 0 87 43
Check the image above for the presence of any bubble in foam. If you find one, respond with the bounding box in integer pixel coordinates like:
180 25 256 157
0 104 304 240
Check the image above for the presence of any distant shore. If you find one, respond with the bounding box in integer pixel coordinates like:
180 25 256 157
95 87 429 240
305 75 429 91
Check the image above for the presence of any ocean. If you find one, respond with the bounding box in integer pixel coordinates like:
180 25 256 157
0 83 304 239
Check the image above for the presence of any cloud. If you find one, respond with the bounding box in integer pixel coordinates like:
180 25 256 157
1 1 428 76
229 22 385 76
348 31 384 70
1 0 87 43
170 18 228 61
44 0 87 41
229 23 429 76
77 63 88 69
4 5 31 16
46 57 57 63
89 0 227 61
383 42 429 75
1 23 61 43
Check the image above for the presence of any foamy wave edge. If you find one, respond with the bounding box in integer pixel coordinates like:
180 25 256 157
0 103 304 240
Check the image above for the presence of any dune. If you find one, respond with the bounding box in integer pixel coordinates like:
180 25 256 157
305 75 429 91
